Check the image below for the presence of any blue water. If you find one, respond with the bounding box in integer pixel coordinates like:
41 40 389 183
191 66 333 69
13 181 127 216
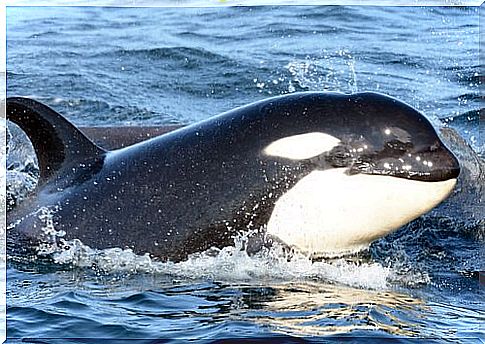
5 5 484 342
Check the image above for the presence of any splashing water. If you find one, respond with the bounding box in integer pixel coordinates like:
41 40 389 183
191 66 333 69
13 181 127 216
286 50 358 93
50 232 391 290
252 50 358 96
6 122 39 211
35 206 67 256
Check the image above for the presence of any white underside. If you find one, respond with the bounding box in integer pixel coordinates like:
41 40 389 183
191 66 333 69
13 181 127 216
266 168 456 258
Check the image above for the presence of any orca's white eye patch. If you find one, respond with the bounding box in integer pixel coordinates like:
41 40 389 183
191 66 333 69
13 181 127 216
263 132 340 160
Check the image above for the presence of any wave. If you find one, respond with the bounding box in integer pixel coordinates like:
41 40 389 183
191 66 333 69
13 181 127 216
176 30 251 42
441 108 484 155
28 31 60 39
456 93 483 103
443 65 482 86
103 46 232 67
6 270 442 339
37 97 182 126
442 108 483 125
364 52 429 69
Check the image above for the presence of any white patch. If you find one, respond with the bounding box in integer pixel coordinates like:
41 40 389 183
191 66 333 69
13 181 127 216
267 168 457 258
263 132 340 160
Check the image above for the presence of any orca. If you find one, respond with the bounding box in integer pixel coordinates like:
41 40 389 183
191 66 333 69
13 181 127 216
6 92 460 262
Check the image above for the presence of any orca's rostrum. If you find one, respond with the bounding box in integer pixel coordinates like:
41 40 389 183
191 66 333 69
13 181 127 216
7 92 460 261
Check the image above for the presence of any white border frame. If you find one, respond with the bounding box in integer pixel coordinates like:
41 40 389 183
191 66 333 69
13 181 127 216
1 2 483 343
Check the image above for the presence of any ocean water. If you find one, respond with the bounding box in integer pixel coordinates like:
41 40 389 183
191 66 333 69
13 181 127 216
5 5 484 342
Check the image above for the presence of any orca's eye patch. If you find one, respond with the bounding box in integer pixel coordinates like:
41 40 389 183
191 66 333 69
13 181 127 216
383 139 414 155
324 139 417 177
324 138 375 169
325 144 353 168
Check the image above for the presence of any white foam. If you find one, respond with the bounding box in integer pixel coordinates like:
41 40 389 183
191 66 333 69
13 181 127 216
48 233 391 290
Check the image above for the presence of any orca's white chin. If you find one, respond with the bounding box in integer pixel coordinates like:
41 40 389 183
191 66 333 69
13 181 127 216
266 168 457 258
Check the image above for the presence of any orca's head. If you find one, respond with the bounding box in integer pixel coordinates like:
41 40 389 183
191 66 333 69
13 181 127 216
263 92 460 258
325 92 460 182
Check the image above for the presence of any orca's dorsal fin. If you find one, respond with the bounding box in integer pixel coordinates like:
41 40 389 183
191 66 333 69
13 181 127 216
7 97 106 185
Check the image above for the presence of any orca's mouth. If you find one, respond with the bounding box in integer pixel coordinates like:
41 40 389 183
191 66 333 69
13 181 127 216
348 145 461 182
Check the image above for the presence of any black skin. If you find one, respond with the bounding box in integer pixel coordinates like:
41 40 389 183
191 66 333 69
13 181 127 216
6 92 460 262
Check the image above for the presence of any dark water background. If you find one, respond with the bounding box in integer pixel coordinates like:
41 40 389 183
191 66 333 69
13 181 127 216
5 5 484 342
